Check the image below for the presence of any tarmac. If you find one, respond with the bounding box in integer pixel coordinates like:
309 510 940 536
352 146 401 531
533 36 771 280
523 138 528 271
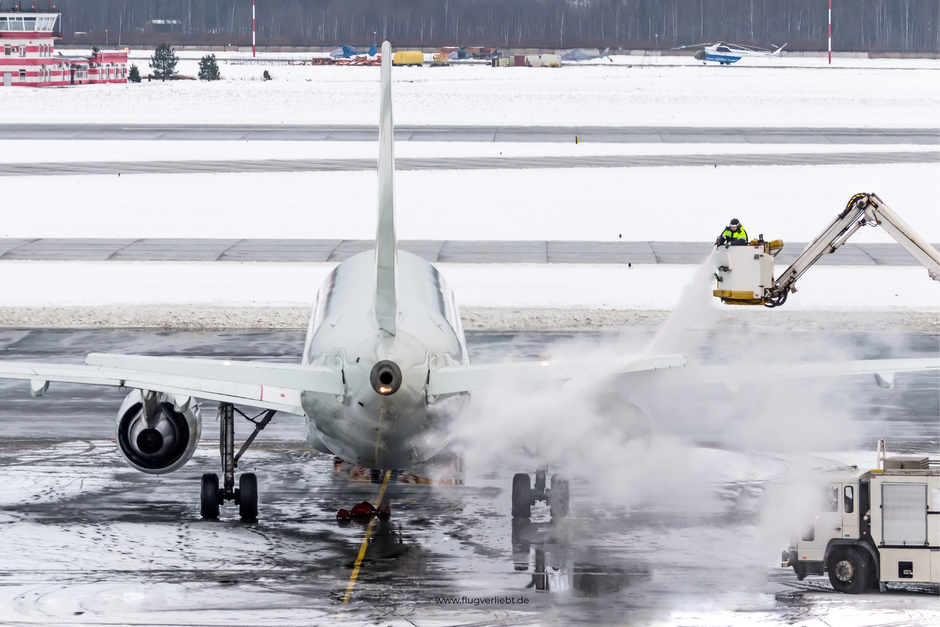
0 150 934 177
0 328 936 625
1 123 937 143
0 238 934 266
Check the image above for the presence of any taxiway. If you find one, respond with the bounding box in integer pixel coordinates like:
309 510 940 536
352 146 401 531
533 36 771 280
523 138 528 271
0 329 936 625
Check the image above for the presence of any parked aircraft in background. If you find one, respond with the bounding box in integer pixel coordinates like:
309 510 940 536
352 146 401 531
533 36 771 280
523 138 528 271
0 41 934 526
330 43 377 59
560 47 611 62
675 41 786 65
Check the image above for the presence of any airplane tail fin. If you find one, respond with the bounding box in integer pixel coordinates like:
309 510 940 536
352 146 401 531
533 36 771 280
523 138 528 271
374 41 398 336
368 43 378 57
773 43 787 56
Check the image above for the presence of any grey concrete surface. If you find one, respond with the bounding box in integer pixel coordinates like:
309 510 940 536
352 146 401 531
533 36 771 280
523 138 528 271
0 150 935 177
1 238 935 266
1 123 937 144
0 329 936 625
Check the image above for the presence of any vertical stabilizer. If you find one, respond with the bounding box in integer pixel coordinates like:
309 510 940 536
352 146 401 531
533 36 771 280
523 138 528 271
374 41 398 336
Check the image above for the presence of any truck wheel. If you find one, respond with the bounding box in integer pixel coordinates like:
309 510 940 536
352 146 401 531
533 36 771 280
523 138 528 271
827 547 868 594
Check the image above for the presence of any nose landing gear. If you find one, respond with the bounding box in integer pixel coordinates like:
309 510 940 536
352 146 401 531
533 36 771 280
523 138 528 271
200 402 274 521
512 466 569 520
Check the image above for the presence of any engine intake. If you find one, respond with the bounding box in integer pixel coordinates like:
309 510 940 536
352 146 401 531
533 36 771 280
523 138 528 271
116 389 201 474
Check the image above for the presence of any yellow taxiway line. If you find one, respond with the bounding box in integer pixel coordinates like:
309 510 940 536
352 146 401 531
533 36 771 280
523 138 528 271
337 469 391 619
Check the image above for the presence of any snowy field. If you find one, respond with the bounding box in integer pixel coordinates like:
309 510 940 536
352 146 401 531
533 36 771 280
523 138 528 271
0 262 935 312
2 53 937 127
1 53 937 323
3 164 937 244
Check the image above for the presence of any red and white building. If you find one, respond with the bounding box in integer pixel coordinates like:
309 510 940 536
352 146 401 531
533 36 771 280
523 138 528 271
1 11 127 87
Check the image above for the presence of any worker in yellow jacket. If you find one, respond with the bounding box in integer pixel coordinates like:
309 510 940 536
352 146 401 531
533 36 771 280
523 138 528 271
716 218 748 246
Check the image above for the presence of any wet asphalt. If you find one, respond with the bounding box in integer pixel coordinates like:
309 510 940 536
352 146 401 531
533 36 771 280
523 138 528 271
0 329 936 626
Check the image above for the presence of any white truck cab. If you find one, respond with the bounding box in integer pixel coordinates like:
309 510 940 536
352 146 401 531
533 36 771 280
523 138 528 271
782 453 939 593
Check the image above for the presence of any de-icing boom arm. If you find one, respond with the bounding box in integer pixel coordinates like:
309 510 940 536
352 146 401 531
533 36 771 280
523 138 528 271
764 193 940 308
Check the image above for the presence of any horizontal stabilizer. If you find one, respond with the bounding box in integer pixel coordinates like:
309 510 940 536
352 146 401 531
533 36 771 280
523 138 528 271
428 355 686 396
86 354 343 394
682 357 939 388
0 354 349 415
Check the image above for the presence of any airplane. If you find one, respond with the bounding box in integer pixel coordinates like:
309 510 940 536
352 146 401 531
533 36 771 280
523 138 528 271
0 41 935 523
330 43 377 59
560 47 611 62
676 41 787 65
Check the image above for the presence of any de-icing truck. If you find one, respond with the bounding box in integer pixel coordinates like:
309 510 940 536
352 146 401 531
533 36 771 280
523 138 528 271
781 441 939 593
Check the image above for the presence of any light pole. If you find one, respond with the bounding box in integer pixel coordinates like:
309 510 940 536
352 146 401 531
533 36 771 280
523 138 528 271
373 30 376 46
105 29 108 48
252 0 256 57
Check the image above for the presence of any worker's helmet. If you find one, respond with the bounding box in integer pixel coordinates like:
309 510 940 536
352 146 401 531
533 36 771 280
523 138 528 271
729 218 740 226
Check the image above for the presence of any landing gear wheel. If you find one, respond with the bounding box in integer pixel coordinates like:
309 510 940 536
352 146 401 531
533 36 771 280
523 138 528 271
511 473 531 518
238 472 259 520
549 474 569 519
827 547 868 594
200 472 220 519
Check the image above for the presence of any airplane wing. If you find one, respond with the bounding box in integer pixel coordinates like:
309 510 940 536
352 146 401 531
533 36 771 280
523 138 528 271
427 355 687 395
0 353 345 415
681 358 940 391
428 356 939 396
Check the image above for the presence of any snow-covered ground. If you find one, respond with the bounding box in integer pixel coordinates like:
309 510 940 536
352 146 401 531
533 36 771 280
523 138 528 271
0 261 935 312
3 53 938 127
1 52 937 321
3 164 936 244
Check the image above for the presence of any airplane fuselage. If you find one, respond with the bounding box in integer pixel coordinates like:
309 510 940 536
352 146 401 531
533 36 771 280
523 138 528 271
299 250 470 469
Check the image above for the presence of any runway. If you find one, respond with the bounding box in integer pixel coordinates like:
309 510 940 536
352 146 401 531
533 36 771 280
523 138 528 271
0 238 933 266
1 123 937 144
0 150 935 177
0 329 936 625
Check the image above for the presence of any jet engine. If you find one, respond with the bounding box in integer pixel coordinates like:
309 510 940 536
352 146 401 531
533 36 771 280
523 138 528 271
115 389 202 474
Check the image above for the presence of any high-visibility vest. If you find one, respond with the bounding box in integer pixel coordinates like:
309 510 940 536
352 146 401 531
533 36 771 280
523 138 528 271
722 227 748 242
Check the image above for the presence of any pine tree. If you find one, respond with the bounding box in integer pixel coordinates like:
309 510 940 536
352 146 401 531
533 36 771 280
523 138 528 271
149 43 178 81
128 64 141 83
197 55 221 81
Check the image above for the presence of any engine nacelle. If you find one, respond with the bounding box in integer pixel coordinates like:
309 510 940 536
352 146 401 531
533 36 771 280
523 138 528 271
116 389 202 474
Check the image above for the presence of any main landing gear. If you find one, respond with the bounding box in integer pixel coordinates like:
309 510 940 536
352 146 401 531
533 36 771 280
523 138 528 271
200 402 275 521
511 466 569 520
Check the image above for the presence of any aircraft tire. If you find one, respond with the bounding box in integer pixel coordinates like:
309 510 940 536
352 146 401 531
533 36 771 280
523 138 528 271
827 547 868 594
200 472 220 519
238 473 259 521
549 474 569 519
511 473 531 518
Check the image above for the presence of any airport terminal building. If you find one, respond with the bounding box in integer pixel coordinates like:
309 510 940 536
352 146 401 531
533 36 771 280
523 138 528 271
0 11 127 86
